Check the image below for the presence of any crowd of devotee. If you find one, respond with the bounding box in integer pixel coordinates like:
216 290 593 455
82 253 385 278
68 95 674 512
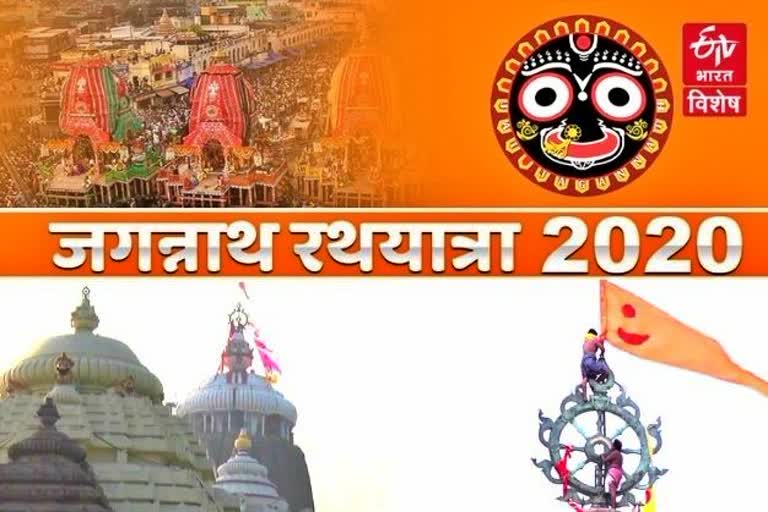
0 60 54 207
0 40 339 205
0 62 51 82
0 124 45 206
0 21 410 208
247 39 351 140
137 98 190 152
0 159 28 207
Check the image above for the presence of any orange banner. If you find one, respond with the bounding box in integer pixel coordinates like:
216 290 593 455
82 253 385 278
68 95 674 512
0 208 765 276
601 280 768 396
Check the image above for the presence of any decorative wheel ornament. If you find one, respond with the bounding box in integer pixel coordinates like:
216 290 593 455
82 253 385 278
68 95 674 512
228 303 249 329
532 375 667 508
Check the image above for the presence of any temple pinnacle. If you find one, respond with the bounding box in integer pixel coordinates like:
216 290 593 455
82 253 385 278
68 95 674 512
71 286 100 333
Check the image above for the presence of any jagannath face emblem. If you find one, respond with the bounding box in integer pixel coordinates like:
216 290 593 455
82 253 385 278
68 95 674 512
491 16 673 195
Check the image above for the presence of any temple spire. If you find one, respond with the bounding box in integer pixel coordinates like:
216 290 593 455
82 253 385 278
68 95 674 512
158 8 175 36
71 287 99 333
220 303 254 375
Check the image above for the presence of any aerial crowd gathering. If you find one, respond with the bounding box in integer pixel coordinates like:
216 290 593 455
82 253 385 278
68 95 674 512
0 36 357 207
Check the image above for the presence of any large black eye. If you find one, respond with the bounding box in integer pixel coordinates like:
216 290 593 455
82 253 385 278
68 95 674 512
591 73 646 122
517 72 573 122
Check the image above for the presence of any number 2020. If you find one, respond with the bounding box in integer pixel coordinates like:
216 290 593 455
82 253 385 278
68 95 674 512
541 215 743 275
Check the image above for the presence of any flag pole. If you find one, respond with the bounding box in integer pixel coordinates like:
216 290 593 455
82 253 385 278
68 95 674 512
599 279 608 335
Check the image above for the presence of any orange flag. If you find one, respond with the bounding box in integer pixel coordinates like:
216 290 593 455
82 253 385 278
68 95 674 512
600 280 768 397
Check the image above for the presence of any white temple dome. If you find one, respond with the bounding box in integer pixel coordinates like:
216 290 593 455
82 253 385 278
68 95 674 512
176 370 297 424
0 287 164 402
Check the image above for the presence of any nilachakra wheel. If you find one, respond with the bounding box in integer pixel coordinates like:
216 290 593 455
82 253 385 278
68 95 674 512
532 376 667 509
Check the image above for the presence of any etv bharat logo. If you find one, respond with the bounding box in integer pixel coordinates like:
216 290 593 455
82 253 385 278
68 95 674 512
683 23 747 117
490 16 673 196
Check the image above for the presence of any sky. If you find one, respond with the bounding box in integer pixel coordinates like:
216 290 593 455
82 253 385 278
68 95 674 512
0 277 765 512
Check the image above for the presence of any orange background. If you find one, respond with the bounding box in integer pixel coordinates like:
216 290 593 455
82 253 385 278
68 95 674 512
383 0 765 206
4 209 767 276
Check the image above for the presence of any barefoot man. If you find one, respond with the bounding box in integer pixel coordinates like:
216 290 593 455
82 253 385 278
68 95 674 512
580 329 610 398
602 439 624 510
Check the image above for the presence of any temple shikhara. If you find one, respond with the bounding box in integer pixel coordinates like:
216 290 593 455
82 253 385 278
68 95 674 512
176 302 314 512
0 2 417 207
0 288 313 512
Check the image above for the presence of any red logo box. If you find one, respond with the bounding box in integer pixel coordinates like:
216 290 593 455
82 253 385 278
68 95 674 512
683 23 747 86
683 87 747 117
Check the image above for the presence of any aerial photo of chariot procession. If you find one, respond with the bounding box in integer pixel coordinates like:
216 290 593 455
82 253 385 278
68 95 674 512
0 0 416 208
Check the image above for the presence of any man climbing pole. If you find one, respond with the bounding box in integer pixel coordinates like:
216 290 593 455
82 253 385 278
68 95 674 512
580 329 611 398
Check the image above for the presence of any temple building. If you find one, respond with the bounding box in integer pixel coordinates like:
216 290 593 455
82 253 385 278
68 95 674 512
213 429 290 512
0 288 228 512
0 397 113 511
176 304 314 512
156 9 176 37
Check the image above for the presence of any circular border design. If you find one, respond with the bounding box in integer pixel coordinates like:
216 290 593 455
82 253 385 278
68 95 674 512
490 15 674 196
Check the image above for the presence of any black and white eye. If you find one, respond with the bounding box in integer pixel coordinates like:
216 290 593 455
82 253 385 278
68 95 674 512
591 73 646 122
517 72 573 122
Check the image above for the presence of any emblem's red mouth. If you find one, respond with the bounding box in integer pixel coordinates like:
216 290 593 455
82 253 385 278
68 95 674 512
543 126 622 162
617 327 650 346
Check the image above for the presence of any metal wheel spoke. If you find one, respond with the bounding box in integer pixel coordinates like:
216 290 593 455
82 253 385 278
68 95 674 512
609 422 631 439
572 459 589 472
568 419 591 439
623 448 642 455
561 444 586 452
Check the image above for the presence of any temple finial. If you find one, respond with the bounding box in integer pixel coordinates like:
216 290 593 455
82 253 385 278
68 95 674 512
222 303 255 374
71 287 99 332
228 303 249 331
234 429 252 453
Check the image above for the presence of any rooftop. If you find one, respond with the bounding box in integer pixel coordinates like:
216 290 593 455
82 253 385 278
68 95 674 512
25 27 70 39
